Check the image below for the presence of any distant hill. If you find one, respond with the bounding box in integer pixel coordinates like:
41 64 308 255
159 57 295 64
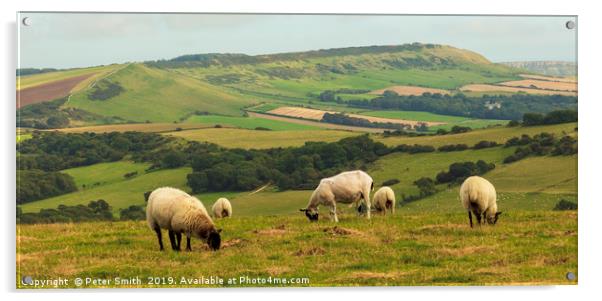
500 61 576 77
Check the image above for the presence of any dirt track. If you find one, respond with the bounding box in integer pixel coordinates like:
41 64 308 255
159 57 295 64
17 73 96 108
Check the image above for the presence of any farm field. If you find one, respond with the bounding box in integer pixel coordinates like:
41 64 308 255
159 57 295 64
17 65 122 90
359 110 507 131
267 106 445 127
460 84 576 96
164 128 361 149
246 112 385 133
374 122 577 148
17 73 97 108
369 85 450 96
519 74 576 83
184 114 320 131
498 79 577 92
16 210 577 288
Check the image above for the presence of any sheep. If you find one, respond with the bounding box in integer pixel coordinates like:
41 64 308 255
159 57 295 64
300 170 374 222
212 198 232 218
372 187 396 215
459 176 502 227
146 187 221 251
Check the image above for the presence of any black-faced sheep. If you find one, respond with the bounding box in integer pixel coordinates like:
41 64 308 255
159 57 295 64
146 187 221 251
212 198 232 218
372 186 396 215
459 176 502 227
300 170 374 222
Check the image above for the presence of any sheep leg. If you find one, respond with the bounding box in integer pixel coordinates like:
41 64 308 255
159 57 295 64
176 232 182 251
168 230 178 251
475 212 482 226
154 226 164 251
468 211 473 228
186 233 192 251
330 204 339 223
362 189 371 220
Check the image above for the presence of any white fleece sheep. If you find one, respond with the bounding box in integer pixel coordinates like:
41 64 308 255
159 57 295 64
372 187 396 215
212 198 232 218
146 187 221 251
300 170 374 222
459 176 502 227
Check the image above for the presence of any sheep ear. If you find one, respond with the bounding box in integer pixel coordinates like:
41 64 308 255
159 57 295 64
217 228 222 233
299 208 308 212
496 212 503 217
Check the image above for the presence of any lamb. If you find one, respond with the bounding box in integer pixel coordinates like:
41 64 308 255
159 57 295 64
212 198 232 218
372 186 396 215
459 176 502 227
300 170 374 222
146 187 221 251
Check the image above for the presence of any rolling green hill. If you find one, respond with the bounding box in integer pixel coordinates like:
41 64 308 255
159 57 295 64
162 44 520 103
65 64 253 122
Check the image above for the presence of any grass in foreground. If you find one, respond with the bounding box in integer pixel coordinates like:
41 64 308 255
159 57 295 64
16 210 577 288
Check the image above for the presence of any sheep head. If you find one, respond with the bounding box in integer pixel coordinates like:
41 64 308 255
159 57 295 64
207 229 222 250
487 212 502 225
299 208 319 222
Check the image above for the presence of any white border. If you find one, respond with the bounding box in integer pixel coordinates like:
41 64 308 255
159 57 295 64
3 1 601 301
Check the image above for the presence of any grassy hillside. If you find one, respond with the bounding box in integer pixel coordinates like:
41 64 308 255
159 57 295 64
66 64 253 122
20 167 193 215
166 44 520 104
62 161 151 189
17 211 577 287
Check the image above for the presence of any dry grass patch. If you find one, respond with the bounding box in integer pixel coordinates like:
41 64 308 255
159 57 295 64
498 79 577 92
460 84 576 96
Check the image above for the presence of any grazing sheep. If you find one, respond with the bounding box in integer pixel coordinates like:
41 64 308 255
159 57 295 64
212 198 232 218
459 176 502 227
372 187 396 215
300 170 374 222
146 187 221 251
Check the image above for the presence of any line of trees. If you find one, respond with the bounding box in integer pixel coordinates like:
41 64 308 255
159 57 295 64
334 92 576 121
322 112 421 131
503 132 577 163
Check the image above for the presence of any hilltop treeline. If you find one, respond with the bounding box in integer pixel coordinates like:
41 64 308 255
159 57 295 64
17 68 59 76
145 43 443 69
325 92 577 121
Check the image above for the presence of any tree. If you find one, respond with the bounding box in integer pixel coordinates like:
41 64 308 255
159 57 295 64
162 150 186 168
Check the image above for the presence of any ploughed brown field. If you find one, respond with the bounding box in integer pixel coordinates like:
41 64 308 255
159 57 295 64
370 85 450 96
498 79 577 92
16 73 96 108
267 106 445 127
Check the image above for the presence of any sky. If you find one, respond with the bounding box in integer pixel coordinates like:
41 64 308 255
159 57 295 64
18 13 577 69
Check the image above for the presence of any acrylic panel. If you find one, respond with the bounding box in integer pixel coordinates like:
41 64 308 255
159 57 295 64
16 13 577 288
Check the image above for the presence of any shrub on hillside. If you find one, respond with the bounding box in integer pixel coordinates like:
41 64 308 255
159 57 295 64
553 199 578 211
